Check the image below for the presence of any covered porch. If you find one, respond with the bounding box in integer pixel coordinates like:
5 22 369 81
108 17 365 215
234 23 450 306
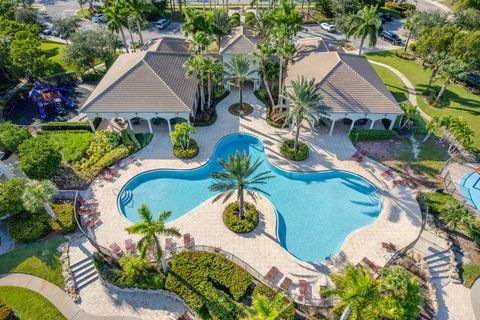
324 113 399 135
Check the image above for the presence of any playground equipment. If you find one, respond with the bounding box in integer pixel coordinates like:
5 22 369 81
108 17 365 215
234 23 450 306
28 80 75 119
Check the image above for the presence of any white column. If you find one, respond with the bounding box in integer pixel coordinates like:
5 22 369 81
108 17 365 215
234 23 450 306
108 118 113 131
329 120 336 135
369 119 376 129
127 118 133 130
147 118 153 133
349 120 355 132
167 119 172 133
388 117 395 130
88 118 96 132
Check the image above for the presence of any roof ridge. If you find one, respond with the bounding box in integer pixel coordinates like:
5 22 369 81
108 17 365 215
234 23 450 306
338 53 398 108
81 52 147 111
142 52 189 109
219 34 242 53
315 53 342 85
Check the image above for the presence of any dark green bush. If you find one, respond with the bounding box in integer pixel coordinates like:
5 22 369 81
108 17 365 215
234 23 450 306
135 133 153 148
0 178 26 218
121 130 137 153
244 12 255 28
348 129 397 142
41 121 92 131
173 139 199 159
223 201 258 233
0 122 32 152
18 137 61 179
105 268 165 290
48 203 76 234
422 191 457 215
0 301 16 320
7 213 50 243
194 109 217 127
252 284 295 320
128 131 141 150
230 12 240 27
280 140 309 161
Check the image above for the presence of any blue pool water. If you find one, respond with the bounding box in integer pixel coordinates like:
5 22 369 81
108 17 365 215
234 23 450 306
118 134 383 262
460 172 480 210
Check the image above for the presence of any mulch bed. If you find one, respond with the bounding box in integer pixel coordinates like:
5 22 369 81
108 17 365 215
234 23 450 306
228 103 253 116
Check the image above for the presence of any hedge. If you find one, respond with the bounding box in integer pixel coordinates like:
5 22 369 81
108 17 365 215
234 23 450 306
230 12 240 27
104 267 165 290
48 203 76 234
348 129 397 142
40 118 101 132
7 213 50 243
0 122 32 153
0 301 16 320
280 140 309 161
223 202 258 233
245 12 255 28
128 130 141 150
121 130 137 153
422 191 456 215
0 178 26 218
18 137 61 179
135 133 153 148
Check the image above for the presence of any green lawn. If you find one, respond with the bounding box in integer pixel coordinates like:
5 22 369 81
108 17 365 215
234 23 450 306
366 50 480 149
0 287 65 320
0 238 65 288
40 40 73 75
371 64 409 103
463 263 480 288
42 130 94 162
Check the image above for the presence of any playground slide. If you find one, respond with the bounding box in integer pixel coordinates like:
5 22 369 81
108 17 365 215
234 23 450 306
37 101 47 119
61 96 75 107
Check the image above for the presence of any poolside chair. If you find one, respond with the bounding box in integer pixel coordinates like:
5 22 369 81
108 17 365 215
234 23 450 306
78 207 97 215
84 216 100 229
280 277 292 291
319 285 328 299
129 155 141 166
107 166 119 176
380 169 394 179
183 233 192 250
78 198 98 206
265 266 279 283
165 238 173 251
102 171 115 182
361 257 382 274
125 239 136 255
109 242 124 257
381 242 396 253
113 157 126 169
299 280 308 298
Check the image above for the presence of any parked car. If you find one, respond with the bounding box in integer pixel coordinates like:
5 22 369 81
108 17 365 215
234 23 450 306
377 13 393 24
320 22 336 33
92 14 107 23
380 31 402 45
155 18 171 30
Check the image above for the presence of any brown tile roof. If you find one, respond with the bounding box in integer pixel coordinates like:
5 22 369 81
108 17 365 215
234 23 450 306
80 52 197 114
219 27 261 55
285 52 402 115
150 37 189 54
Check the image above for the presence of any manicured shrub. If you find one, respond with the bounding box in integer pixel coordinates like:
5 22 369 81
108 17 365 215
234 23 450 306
0 178 26 218
0 301 16 320
40 121 92 131
280 140 309 161
244 12 255 28
252 284 295 320
104 266 165 290
0 122 31 152
422 191 457 215
230 12 240 27
223 201 258 233
173 139 199 159
48 203 76 234
7 213 50 243
135 133 153 148
121 130 137 153
348 129 397 142
18 137 61 179
128 130 141 150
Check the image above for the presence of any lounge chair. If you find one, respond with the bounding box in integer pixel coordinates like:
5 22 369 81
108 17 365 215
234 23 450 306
361 257 382 274
319 285 328 299
102 171 115 182
381 242 396 253
78 198 98 206
299 280 308 298
184 233 192 249
125 239 135 255
280 277 292 291
107 166 119 176
109 242 124 257
129 155 140 165
84 216 99 229
78 207 97 215
113 157 126 169
380 169 394 178
265 266 279 282
351 151 365 163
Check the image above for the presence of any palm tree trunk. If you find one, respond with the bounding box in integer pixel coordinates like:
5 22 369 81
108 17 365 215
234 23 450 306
119 27 129 53
222 0 225 11
358 36 365 55
199 82 205 111
261 63 275 108
161 255 168 274
423 131 432 143
238 186 245 219
404 30 412 53
136 19 144 45
44 203 58 221
427 67 439 91
294 116 301 152
278 59 283 104
239 81 243 110
127 27 135 52
307 0 311 18
178 0 183 13
256 0 258 15
216 35 221 51
203 0 206 14
207 76 212 108
436 78 450 102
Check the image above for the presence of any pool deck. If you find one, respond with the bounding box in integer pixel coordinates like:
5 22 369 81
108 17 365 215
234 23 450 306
89 88 422 300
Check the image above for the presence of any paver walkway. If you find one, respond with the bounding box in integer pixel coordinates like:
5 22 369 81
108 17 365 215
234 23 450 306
0 273 138 319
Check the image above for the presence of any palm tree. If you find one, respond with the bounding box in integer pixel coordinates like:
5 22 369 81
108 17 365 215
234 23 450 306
121 0 146 45
403 11 422 53
22 180 58 221
254 42 276 108
185 54 206 112
321 263 380 319
224 54 256 112
250 10 273 38
209 151 274 219
400 104 419 129
125 204 181 274
282 76 329 153
436 59 468 102
188 31 210 54
104 4 129 53
346 6 382 55
424 51 449 92
276 40 296 103
245 293 290 320
447 118 474 154
422 115 442 142
203 57 223 108
210 9 231 51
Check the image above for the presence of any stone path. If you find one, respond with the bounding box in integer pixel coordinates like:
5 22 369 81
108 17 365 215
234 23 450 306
0 273 137 319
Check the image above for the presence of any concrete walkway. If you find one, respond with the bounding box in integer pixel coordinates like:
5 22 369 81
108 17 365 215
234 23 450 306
472 278 480 319
0 273 138 320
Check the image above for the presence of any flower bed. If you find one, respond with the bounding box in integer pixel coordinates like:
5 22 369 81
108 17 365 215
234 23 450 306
223 201 258 233
173 139 199 159
228 103 254 116
280 140 309 161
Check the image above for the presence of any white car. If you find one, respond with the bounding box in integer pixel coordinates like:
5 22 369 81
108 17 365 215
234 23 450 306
320 23 336 33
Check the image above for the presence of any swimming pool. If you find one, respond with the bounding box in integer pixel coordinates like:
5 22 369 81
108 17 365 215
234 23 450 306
118 134 383 262
460 171 480 210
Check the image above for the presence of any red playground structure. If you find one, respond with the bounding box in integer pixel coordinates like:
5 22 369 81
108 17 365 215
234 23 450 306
28 80 75 119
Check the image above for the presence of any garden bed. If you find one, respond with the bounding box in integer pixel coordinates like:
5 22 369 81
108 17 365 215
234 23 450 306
173 139 199 159
280 140 309 161
223 202 259 233
228 103 253 116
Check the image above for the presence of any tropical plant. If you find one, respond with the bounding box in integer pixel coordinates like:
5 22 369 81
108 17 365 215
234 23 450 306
250 10 273 38
422 115 442 142
0 121 31 152
104 3 129 52
203 57 223 108
210 9 230 50
346 5 382 55
185 54 206 111
271 25 296 102
254 42 276 107
224 54 256 112
273 0 303 37
403 11 423 53
209 151 274 219
22 180 58 221
121 0 146 45
245 293 290 320
125 204 181 274
446 118 474 153
424 51 449 92
188 31 210 54
170 122 197 150
436 59 468 102
321 263 379 319
0 178 26 218
119 254 148 281
400 103 419 129
281 76 329 153
182 9 209 37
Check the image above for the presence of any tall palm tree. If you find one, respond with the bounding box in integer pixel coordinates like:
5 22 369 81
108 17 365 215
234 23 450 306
425 51 449 92
185 54 206 112
104 4 129 53
22 180 58 221
224 54 256 112
282 76 329 153
203 57 223 108
209 151 274 219
250 10 273 38
346 6 382 55
436 59 468 102
121 0 146 45
400 104 419 129
210 9 231 51
245 293 290 320
254 42 276 108
321 263 380 319
447 118 474 154
403 11 422 53
125 204 181 274
188 31 210 54
422 115 442 142
276 40 296 103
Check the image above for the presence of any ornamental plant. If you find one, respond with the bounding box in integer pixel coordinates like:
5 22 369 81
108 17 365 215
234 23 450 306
170 123 196 150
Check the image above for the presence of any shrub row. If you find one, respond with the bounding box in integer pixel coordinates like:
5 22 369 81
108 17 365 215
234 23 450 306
0 178 26 218
121 130 138 153
280 140 309 161
173 139 199 159
223 201 258 233
135 133 153 148
103 267 165 290
40 118 101 132
0 122 31 153
348 129 397 142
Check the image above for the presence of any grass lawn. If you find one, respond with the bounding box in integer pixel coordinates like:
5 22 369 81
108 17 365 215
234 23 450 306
463 263 480 288
366 50 480 149
76 8 89 17
371 64 409 102
0 287 65 320
42 130 94 162
0 238 65 288
40 40 73 75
